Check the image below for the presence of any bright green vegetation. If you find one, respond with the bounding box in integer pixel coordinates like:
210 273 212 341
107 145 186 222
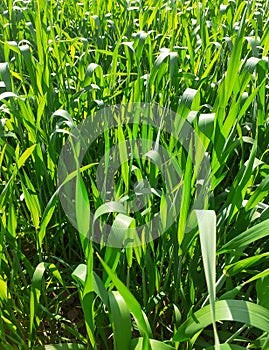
0 0 269 349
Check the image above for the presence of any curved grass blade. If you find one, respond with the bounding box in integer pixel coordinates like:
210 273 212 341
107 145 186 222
173 299 269 342
29 263 65 347
218 219 269 254
196 210 219 347
109 291 132 350
97 253 152 345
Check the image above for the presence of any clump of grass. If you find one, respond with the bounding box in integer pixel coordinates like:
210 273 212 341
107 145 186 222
0 0 269 349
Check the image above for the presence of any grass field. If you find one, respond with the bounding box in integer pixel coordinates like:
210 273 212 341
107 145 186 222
0 0 269 349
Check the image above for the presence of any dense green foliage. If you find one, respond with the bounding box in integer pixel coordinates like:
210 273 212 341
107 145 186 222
0 0 269 349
